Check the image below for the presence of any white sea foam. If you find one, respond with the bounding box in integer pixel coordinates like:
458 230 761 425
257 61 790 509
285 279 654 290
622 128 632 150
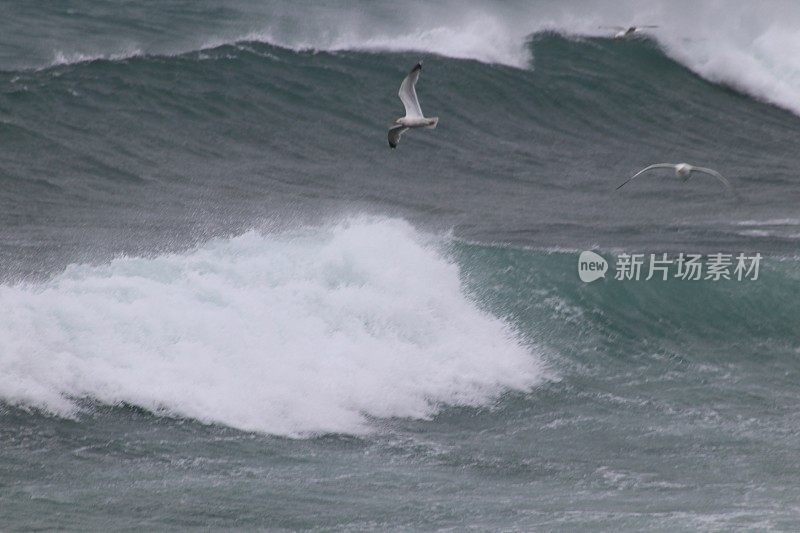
735 218 800 227
50 47 144 68
0 218 544 436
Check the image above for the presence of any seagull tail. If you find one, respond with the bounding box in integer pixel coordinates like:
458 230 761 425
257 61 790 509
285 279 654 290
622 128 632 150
425 117 439 129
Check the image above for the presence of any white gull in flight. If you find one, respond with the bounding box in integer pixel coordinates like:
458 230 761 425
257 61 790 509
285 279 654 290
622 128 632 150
388 61 438 149
616 163 732 191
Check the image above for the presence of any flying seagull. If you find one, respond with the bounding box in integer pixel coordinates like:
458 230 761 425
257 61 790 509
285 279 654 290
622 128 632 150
388 61 439 149
616 163 732 191
600 25 658 39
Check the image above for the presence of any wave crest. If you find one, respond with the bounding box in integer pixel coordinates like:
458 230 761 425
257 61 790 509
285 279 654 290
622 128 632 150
31 1 800 118
0 218 544 436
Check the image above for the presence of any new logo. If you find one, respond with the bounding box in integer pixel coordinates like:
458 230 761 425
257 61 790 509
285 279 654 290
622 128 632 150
578 251 608 282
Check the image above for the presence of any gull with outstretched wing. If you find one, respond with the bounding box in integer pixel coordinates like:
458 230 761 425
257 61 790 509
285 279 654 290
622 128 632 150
388 61 439 149
616 163 732 192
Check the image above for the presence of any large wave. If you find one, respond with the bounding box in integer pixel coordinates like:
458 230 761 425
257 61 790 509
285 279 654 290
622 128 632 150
0 218 545 436
25 1 800 118
243 0 800 117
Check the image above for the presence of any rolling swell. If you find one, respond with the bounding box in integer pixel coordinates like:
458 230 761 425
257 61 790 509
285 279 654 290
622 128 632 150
8 34 795 154
458 241 799 347
2 34 799 280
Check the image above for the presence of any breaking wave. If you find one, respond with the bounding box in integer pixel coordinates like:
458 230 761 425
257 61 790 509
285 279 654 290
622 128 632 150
0 218 544 436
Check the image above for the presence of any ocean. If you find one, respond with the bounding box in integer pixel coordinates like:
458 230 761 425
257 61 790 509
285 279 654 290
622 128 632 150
1 1 799 530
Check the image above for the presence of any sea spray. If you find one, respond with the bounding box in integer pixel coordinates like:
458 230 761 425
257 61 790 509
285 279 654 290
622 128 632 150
0 218 544 436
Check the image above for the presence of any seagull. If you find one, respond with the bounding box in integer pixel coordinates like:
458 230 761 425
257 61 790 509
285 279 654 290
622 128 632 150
616 163 732 191
388 61 439 149
600 25 658 39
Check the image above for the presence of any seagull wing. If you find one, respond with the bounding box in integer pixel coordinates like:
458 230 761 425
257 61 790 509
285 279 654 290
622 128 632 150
599 25 625 30
616 163 675 190
692 167 732 189
388 125 409 149
637 25 659 28
398 62 424 118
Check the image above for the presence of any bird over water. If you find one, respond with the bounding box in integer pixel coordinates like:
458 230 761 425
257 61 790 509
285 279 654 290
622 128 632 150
388 62 439 149
616 163 733 192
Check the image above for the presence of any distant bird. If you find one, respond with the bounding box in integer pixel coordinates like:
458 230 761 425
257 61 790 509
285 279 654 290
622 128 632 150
388 61 438 149
616 163 732 191
600 25 659 39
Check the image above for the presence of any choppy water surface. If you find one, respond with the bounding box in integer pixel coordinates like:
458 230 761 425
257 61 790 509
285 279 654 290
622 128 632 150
1 1 799 529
